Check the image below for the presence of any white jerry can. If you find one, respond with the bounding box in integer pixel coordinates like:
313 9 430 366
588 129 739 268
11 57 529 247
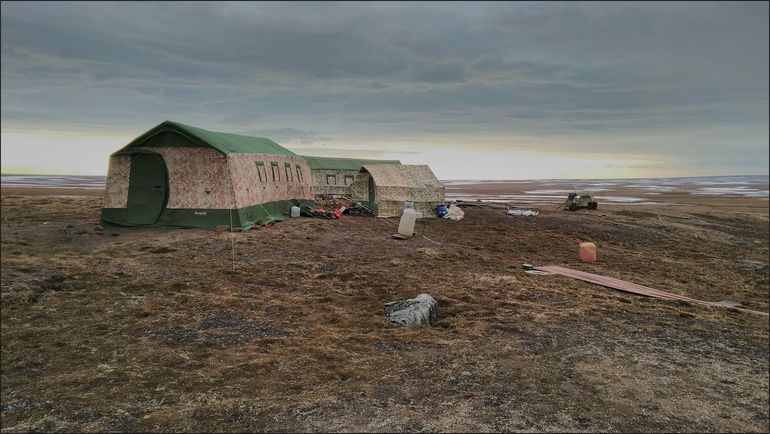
398 208 418 236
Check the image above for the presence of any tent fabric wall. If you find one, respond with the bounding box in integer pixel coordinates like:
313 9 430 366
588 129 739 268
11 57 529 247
101 121 315 230
227 153 314 209
309 169 361 197
351 165 445 218
301 155 401 198
103 155 131 208
103 147 231 209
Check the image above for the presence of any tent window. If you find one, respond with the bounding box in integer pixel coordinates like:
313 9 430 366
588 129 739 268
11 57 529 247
271 162 280 182
326 174 337 185
344 175 355 186
295 165 303 182
284 163 293 182
255 161 266 182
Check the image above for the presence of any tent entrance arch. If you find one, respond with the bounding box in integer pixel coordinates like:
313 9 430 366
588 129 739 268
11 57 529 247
126 153 168 224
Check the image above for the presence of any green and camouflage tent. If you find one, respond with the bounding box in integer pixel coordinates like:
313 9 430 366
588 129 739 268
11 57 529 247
101 121 314 230
350 164 445 217
301 155 401 198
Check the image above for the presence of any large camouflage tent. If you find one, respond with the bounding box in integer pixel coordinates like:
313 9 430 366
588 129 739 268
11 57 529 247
350 164 445 217
301 155 401 198
101 121 314 230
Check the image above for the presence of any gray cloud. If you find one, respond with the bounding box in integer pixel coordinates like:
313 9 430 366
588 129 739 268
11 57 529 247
1 1 767 175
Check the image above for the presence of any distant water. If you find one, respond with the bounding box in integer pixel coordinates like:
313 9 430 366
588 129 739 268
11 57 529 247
1 174 767 200
1 174 106 189
443 175 769 203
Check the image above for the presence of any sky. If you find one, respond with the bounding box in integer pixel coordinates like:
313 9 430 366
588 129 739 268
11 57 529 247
1 1 768 179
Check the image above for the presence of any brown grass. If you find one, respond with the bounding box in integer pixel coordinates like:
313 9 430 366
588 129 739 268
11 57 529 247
1 192 768 432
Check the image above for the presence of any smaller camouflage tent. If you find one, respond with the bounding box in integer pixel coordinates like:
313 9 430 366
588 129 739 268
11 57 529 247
302 156 401 199
350 165 445 217
101 121 314 230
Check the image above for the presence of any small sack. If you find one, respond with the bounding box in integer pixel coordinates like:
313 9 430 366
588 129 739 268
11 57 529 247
443 204 465 220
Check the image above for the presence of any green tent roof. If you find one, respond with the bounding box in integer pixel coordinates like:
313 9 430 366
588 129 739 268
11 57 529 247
115 121 297 156
301 155 401 171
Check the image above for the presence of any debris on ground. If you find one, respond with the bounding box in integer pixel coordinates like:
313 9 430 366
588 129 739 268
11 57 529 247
535 265 768 316
713 300 743 308
397 208 418 236
507 209 539 216
442 203 464 220
579 242 597 263
383 293 437 326
524 269 553 275
311 208 340 219
436 204 449 218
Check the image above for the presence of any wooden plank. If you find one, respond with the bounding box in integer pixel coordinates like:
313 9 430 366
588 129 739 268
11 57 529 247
535 265 768 317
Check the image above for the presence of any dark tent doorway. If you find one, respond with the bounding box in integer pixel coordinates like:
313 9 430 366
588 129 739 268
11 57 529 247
368 175 376 203
126 153 168 224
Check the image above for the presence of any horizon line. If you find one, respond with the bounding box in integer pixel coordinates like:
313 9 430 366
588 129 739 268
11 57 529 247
1 172 768 183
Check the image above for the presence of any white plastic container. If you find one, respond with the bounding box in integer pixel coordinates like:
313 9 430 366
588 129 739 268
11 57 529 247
290 206 301 218
398 208 418 236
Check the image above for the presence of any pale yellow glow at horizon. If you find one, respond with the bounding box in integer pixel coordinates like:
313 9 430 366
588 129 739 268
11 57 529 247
0 129 741 180
1 130 134 175
406 150 662 180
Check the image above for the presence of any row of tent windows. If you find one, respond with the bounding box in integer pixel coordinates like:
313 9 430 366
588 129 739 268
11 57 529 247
326 174 355 186
255 161 304 183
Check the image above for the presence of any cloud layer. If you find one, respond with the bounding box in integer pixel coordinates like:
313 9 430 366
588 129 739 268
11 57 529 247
1 1 768 177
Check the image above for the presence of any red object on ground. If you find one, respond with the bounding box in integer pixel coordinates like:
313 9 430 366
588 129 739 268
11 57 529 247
535 265 768 316
579 242 597 263
333 208 341 219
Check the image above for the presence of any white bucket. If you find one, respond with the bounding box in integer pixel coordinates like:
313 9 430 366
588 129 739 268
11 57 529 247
290 206 301 218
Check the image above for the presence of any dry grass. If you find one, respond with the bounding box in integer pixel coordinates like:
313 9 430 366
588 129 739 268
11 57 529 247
1 193 768 432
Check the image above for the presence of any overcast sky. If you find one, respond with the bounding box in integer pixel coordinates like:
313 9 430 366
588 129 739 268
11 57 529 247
1 1 768 179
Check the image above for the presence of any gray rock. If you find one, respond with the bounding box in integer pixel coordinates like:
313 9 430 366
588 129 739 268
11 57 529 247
94 224 105 231
384 293 437 326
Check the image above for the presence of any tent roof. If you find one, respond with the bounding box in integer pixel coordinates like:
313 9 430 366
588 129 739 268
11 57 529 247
302 155 401 171
362 164 443 188
115 121 297 156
